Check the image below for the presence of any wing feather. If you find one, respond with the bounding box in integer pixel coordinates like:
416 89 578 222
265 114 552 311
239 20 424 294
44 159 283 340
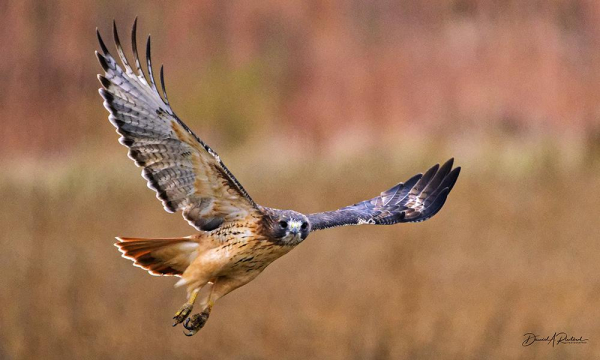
307 159 460 231
96 20 262 231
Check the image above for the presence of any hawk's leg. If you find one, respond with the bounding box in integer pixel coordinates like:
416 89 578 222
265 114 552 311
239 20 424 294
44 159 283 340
173 288 200 326
182 276 251 336
183 280 217 336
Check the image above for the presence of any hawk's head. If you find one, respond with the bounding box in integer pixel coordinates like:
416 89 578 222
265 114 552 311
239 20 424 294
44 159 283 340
264 209 310 245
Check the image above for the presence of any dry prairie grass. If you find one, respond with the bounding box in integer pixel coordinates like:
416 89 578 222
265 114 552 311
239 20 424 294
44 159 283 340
1 140 599 360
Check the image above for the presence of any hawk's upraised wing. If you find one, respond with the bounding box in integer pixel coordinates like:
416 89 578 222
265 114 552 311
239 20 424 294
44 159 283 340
307 159 460 231
96 20 261 231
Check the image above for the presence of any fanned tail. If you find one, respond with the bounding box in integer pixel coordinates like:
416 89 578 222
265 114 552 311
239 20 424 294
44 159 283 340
115 236 199 276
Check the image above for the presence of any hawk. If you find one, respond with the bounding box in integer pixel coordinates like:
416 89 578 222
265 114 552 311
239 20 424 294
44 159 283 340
96 20 461 336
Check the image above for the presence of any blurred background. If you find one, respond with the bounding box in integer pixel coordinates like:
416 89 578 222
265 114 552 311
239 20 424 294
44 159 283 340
1 1 600 359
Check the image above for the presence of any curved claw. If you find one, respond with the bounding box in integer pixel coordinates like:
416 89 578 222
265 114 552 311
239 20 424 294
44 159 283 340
181 311 210 336
182 316 199 337
183 317 191 329
173 303 193 327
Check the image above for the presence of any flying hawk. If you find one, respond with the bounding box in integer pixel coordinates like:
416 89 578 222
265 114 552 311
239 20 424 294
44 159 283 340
96 20 461 336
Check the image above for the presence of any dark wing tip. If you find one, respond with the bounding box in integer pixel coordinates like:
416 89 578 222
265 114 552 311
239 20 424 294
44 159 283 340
422 163 440 181
440 158 454 174
160 65 171 106
97 74 111 89
96 51 110 71
132 16 138 36
444 167 461 192
419 158 456 199
406 187 450 223
411 163 439 194
113 20 135 73
146 34 159 92
404 173 423 188
423 187 450 217
96 28 110 55
99 87 115 103
113 21 122 51
131 17 146 80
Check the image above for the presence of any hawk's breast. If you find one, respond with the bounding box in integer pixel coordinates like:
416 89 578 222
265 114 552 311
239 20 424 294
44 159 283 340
209 221 294 277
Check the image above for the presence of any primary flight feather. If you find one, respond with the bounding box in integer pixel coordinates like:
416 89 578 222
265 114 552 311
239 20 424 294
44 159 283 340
96 20 461 336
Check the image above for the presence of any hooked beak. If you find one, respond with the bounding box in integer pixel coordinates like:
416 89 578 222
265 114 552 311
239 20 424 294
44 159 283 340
288 221 302 235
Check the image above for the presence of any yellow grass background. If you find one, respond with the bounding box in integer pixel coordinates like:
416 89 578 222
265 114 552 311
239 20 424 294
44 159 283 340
1 1 600 359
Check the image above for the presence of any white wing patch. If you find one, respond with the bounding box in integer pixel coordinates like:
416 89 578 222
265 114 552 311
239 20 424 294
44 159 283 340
357 218 376 225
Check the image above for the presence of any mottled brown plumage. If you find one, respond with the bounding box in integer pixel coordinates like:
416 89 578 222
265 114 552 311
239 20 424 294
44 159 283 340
97 20 460 336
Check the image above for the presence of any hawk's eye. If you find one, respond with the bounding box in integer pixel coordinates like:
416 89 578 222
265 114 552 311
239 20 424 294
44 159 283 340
301 222 308 230
279 221 288 229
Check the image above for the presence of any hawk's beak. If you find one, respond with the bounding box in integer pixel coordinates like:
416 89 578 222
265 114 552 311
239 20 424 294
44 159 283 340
289 221 301 234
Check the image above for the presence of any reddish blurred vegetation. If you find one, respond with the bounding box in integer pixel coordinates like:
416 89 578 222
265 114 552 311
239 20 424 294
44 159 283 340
3 0 600 156
1 1 600 359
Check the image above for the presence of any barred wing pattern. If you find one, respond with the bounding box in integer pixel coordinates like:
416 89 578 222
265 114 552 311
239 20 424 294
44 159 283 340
307 159 460 231
96 20 261 231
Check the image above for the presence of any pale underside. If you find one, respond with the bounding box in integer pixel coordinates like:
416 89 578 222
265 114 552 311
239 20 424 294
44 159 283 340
99 20 460 335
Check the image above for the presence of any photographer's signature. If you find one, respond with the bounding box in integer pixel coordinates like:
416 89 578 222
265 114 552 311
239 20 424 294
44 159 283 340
522 332 588 347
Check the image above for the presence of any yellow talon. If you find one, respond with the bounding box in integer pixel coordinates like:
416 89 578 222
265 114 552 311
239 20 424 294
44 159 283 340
172 288 200 326
182 280 217 336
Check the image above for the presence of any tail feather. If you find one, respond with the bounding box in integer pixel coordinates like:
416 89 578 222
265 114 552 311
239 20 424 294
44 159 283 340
115 237 199 276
